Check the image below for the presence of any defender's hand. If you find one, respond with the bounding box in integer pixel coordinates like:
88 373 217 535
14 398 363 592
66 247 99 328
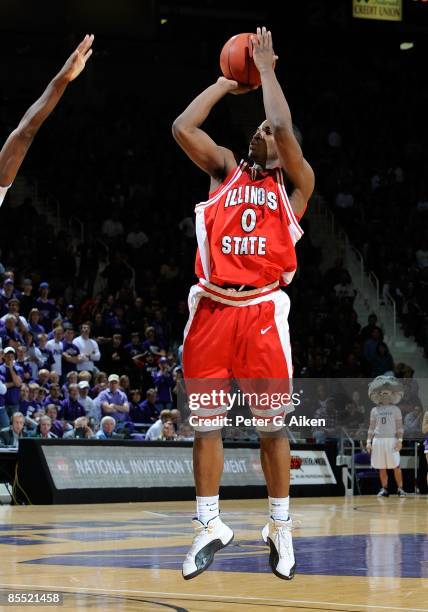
216 76 258 95
251 27 278 74
60 34 94 82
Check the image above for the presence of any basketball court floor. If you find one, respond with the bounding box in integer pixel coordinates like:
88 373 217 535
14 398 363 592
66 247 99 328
0 496 426 611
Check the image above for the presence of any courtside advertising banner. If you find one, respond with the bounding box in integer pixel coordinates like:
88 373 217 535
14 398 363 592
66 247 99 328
41 445 336 490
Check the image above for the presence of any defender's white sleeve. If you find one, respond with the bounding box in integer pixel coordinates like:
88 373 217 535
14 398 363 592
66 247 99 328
0 184 11 208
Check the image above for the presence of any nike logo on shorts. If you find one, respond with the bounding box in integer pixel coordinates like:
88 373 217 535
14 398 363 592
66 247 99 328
260 326 272 335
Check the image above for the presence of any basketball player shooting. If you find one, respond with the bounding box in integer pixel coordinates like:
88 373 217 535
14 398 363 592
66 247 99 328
0 34 94 209
173 27 314 580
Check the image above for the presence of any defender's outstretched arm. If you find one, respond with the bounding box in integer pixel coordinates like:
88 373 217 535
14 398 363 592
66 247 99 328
0 34 94 190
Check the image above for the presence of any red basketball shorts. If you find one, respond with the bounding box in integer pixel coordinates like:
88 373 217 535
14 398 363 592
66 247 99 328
182 280 294 432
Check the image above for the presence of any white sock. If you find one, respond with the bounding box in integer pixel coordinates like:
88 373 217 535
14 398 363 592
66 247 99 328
269 496 290 522
196 495 219 525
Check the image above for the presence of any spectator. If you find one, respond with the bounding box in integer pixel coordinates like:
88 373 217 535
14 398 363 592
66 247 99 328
0 371 7 428
0 412 26 447
73 323 101 373
1 298 28 332
94 415 121 439
27 308 45 340
124 332 144 358
0 315 24 349
46 326 64 377
44 383 62 408
370 342 394 377
63 415 94 439
97 373 130 424
360 314 383 343
78 380 100 425
62 371 78 398
90 371 108 398
61 326 82 380
0 347 23 421
119 374 131 396
142 326 164 356
25 332 44 379
152 356 173 409
158 420 177 441
15 345 32 384
403 403 424 438
37 333 52 369
59 383 85 422
145 409 173 441
35 282 57 329
45 404 64 438
33 415 57 439
130 388 159 424
19 279 35 319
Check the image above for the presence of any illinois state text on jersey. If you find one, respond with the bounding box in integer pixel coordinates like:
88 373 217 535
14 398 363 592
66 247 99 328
194 160 304 288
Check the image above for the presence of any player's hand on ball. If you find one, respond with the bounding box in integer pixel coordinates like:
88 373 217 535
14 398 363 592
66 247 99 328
216 76 258 95
60 34 94 82
251 27 278 74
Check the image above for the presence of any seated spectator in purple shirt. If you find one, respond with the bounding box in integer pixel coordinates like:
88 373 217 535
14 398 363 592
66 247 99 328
28 308 45 341
59 383 85 422
142 326 165 356
0 315 24 349
15 345 32 384
130 388 160 424
44 383 63 407
0 347 23 415
19 384 32 418
36 282 58 330
124 332 144 358
98 374 130 423
37 369 51 390
0 278 18 315
24 383 44 421
62 371 78 399
45 404 64 438
152 357 173 409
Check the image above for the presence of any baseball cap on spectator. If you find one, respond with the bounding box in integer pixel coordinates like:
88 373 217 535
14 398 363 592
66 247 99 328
39 282 49 289
78 381 90 389
159 357 168 363
22 278 32 286
108 374 120 383
3 347 16 355
66 304 74 310
4 278 14 285
5 314 16 322
8 298 19 305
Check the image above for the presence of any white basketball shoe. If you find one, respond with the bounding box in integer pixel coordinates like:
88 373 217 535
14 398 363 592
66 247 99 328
182 515 234 580
261 517 296 580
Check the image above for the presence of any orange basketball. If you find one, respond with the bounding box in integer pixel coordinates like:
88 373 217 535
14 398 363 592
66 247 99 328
220 33 261 87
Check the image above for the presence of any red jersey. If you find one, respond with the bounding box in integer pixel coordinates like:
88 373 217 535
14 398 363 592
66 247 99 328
194 160 304 288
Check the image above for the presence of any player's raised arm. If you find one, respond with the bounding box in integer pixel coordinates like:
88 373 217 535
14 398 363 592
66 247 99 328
0 34 94 191
172 78 250 182
252 27 314 216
